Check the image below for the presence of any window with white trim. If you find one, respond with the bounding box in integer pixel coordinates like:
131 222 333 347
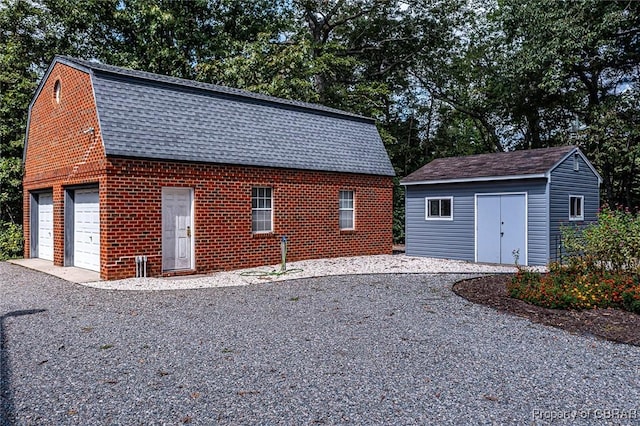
339 190 355 230
425 197 453 220
252 187 273 232
569 195 584 221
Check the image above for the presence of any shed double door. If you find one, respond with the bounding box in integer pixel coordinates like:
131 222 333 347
476 194 526 265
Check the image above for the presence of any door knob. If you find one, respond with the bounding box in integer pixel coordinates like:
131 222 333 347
186 226 191 237
500 232 504 237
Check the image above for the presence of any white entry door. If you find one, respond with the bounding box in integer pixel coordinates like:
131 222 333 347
162 188 193 271
476 194 527 265
74 188 100 271
37 193 54 261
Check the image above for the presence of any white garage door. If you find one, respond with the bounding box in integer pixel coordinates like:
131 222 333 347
74 189 100 271
37 193 54 261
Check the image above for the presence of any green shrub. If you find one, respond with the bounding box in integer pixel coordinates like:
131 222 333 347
393 180 405 244
509 207 640 312
561 206 640 274
622 286 640 314
0 221 23 260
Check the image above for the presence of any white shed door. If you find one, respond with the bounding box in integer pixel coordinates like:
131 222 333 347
74 189 100 271
477 194 527 265
37 193 54 261
162 188 193 271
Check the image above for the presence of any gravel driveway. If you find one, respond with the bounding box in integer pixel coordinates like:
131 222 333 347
1 262 638 425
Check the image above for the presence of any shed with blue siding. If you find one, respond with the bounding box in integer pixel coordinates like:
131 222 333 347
400 146 602 266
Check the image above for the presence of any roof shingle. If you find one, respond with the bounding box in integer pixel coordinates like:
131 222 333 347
54 56 395 177
401 146 576 184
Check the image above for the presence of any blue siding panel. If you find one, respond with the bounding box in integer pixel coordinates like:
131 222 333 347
549 154 600 261
405 179 549 266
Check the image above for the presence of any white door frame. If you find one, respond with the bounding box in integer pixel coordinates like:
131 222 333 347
474 192 528 265
63 185 100 271
30 191 54 260
161 187 194 271
73 188 101 271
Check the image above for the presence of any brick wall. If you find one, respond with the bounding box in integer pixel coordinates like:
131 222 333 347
103 158 393 280
24 62 394 280
23 62 106 267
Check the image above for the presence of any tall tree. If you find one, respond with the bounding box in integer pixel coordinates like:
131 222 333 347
410 0 507 153
1 0 50 224
495 0 640 207
2 0 639 254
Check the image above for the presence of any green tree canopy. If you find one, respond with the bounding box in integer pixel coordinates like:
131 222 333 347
1 0 639 254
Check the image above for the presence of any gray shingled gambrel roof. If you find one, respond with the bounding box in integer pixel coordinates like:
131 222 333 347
401 146 601 185
46 56 395 176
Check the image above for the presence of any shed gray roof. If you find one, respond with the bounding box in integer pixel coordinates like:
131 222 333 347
43 56 395 176
401 146 584 184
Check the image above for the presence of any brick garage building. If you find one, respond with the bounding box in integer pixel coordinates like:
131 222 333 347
23 56 395 280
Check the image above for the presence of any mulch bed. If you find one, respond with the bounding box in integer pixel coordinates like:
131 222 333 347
453 274 640 347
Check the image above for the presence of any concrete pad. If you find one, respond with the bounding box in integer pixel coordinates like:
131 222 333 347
7 258 100 283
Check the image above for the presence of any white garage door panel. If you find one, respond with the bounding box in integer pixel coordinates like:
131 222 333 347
37 193 54 261
74 189 100 271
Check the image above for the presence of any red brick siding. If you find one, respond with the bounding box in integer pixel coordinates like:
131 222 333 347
23 63 393 280
23 63 106 267
103 158 393 280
